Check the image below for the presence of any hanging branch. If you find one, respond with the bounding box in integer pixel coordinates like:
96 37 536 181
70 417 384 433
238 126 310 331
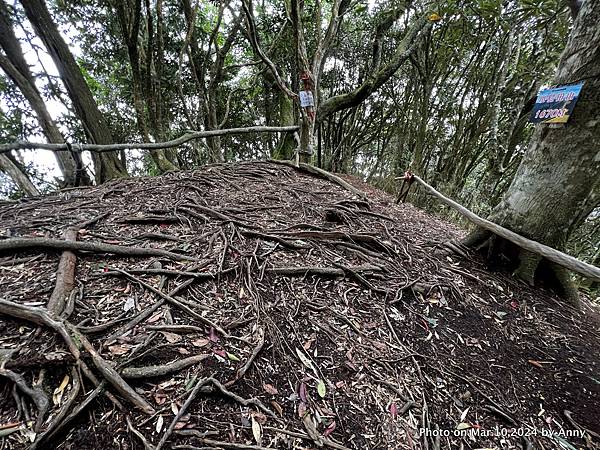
0 125 299 154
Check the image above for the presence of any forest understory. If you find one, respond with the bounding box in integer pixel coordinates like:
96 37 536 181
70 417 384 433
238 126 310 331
0 161 598 450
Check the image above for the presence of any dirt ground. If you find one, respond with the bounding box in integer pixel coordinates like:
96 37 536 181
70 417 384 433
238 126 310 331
0 161 598 450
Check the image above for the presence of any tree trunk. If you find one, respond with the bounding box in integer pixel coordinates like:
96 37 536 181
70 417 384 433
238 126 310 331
464 0 600 307
0 153 39 196
111 0 178 174
0 0 90 186
273 90 296 159
19 0 127 183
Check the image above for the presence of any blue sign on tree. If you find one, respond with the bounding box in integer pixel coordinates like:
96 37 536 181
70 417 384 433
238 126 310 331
530 83 584 124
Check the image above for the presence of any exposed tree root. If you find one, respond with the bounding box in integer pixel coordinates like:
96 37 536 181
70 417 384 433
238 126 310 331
226 327 265 386
0 237 199 261
0 162 597 449
76 331 156 414
0 368 49 432
107 267 228 337
101 278 195 345
460 229 582 308
172 438 274 449
30 366 81 449
47 228 78 316
267 160 369 200
30 381 107 450
120 354 210 379
155 377 212 450
0 298 155 415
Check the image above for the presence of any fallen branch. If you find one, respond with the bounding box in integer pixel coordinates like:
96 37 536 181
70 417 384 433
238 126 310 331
410 174 600 282
0 237 198 262
0 126 300 153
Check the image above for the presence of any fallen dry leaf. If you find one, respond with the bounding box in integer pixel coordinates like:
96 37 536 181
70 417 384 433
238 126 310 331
271 400 283 416
108 344 131 356
155 415 164 433
52 374 70 406
161 331 182 343
251 416 262 445
390 402 397 419
191 338 210 347
147 312 163 323
324 420 336 437
263 383 278 395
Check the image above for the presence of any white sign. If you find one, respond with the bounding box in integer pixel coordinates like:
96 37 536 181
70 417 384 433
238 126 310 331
299 90 314 107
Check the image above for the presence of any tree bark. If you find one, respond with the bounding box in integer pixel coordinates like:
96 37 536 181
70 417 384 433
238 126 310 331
0 153 39 196
0 0 90 186
19 0 127 183
464 0 600 307
111 0 178 173
274 90 296 159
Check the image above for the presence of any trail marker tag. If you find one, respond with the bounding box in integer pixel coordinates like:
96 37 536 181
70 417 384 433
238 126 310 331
529 82 584 124
299 90 314 108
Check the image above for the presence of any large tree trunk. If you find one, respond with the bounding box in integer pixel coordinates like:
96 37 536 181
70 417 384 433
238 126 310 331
0 0 90 187
464 0 600 306
19 0 127 183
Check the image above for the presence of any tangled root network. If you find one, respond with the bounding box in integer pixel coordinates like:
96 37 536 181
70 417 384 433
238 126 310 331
0 161 598 449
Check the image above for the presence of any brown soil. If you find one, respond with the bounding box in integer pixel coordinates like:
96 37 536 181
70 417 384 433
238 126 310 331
0 161 598 450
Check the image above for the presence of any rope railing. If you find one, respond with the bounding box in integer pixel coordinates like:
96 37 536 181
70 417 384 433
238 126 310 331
0 125 300 154
403 173 600 282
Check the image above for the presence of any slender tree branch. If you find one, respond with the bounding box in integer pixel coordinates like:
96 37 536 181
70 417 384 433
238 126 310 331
241 0 297 99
